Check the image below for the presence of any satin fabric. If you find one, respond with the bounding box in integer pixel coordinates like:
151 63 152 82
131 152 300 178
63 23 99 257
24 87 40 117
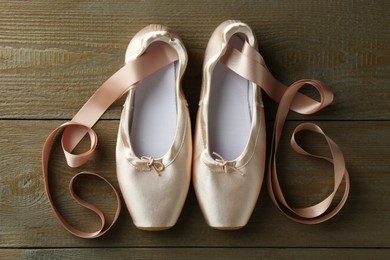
193 20 267 229
116 24 192 230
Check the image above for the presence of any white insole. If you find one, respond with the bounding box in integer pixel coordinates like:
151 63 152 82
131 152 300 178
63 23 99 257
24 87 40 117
130 63 177 158
208 38 252 160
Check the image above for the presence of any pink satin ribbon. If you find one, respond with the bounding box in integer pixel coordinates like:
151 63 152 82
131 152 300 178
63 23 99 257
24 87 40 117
42 38 350 239
222 42 350 224
42 44 179 238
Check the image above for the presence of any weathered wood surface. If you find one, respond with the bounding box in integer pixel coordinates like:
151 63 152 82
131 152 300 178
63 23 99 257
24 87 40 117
0 121 389 248
1 248 390 260
1 0 389 259
0 1 389 121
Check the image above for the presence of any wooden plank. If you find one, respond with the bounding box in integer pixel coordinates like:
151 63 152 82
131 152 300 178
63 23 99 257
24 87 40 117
0 120 389 247
0 0 389 120
1 248 389 260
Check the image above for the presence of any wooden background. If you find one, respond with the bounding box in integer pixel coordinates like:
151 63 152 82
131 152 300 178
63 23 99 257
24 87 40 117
1 0 389 259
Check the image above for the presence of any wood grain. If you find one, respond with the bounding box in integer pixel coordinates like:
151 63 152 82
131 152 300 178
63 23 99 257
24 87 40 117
1 248 389 260
1 120 388 247
1 0 389 258
0 0 389 120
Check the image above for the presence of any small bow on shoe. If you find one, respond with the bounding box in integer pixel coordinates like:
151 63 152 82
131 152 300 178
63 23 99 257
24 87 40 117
140 156 165 176
212 152 245 176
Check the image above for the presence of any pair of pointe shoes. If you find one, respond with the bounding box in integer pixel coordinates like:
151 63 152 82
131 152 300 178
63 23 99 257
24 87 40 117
117 20 266 230
43 20 349 237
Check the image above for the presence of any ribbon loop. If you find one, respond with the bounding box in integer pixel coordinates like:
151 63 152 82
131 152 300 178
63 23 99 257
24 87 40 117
61 123 98 168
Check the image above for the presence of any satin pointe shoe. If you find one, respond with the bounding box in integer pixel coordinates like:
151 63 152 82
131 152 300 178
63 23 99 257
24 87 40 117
192 20 266 229
116 25 192 230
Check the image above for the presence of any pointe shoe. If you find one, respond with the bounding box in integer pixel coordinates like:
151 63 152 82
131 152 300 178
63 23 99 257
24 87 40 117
192 20 266 229
116 24 192 230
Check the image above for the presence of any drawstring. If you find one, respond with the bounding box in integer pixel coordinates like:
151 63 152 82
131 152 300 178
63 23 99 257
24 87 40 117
212 152 245 176
140 156 165 176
